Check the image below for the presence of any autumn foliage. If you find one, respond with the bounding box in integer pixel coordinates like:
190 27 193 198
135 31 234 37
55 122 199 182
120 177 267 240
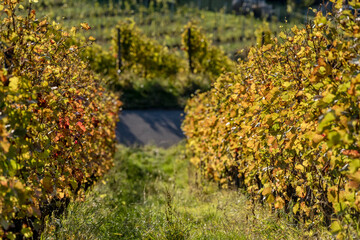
0 0 120 238
183 0 360 237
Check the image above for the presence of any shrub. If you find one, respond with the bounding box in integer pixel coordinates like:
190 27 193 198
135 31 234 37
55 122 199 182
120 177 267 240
183 1 360 238
181 22 235 78
112 19 185 78
0 1 120 238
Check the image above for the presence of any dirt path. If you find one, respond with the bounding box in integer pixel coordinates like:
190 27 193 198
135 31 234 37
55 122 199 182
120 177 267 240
116 110 185 148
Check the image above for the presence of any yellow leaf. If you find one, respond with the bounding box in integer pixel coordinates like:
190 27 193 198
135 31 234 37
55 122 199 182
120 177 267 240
262 187 272 195
9 76 19 91
1 141 10 153
80 22 91 30
295 164 305 171
279 32 287 39
262 44 272 52
274 196 285 209
70 27 77 35
296 185 306 198
312 134 324 144
266 193 275 203
293 202 300 214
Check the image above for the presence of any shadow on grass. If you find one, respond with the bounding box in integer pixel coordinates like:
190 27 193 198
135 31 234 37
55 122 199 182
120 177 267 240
110 70 212 110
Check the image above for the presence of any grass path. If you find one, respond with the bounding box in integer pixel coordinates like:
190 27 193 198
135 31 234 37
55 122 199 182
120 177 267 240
42 143 330 239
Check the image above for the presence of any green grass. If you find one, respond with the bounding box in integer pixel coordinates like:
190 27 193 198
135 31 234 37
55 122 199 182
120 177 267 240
42 143 331 239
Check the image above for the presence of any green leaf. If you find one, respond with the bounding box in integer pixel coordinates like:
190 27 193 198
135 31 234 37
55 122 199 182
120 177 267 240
6 232 16 240
8 159 19 176
21 227 33 238
349 0 360 8
319 66 326 75
318 112 336 132
338 82 350 92
318 17 327 26
322 93 336 103
349 159 360 174
327 131 341 147
293 202 300 214
282 81 291 88
313 82 324 90
330 220 342 234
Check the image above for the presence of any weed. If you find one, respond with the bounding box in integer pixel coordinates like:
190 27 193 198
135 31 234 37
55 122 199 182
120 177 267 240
163 189 190 240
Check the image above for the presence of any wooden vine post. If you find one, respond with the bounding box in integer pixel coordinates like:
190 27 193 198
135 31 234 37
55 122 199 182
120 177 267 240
116 28 122 74
187 27 193 73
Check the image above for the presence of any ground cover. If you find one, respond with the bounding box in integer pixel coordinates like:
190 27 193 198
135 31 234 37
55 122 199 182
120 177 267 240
42 143 330 239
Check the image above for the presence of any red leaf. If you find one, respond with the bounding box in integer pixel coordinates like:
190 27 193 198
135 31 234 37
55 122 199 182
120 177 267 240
342 149 360 158
76 121 86 132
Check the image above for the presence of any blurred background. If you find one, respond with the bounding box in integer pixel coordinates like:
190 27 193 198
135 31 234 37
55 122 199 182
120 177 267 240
32 0 330 109
35 0 326 55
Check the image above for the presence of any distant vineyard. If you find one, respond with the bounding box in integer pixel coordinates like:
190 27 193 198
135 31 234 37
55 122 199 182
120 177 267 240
181 22 235 77
0 1 120 238
111 20 234 78
112 19 186 78
183 0 360 238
